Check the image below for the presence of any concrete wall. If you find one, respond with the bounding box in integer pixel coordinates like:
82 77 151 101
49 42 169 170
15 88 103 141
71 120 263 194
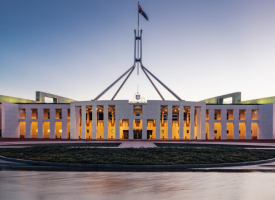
206 104 260 140
36 91 75 103
1 100 274 140
70 100 205 140
9 104 70 139
1 102 19 138
258 103 274 139
200 92 241 104
0 95 35 103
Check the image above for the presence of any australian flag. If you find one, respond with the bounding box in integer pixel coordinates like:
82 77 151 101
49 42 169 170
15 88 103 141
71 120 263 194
139 5 149 21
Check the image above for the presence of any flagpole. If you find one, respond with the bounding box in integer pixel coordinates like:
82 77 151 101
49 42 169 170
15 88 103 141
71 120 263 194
137 2 139 75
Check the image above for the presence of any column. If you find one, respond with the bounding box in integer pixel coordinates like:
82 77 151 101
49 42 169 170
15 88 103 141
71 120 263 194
156 112 161 140
50 108 55 139
221 108 227 140
196 107 202 140
62 108 67 139
129 118 133 140
70 105 76 139
233 108 239 139
190 106 195 140
37 107 43 138
142 117 147 140
179 105 184 140
168 105 172 140
81 105 86 139
246 109 252 140
200 104 206 140
115 117 120 139
92 105 97 139
209 108 214 140
104 104 108 139
25 108 31 138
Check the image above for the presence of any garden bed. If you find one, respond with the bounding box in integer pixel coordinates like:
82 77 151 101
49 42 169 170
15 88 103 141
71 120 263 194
1 144 275 165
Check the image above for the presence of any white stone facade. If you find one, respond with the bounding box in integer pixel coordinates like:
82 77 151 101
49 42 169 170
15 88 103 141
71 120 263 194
0 100 274 140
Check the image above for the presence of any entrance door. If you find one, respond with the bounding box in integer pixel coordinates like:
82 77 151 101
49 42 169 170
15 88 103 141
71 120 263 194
147 130 152 139
134 130 142 139
123 130 128 139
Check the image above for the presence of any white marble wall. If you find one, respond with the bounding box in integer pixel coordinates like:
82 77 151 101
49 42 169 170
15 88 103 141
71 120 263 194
2 103 71 139
1 102 19 138
1 101 274 140
206 104 260 140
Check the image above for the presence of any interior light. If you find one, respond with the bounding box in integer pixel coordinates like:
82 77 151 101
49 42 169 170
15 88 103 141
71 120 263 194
48 129 50 133
59 129 62 133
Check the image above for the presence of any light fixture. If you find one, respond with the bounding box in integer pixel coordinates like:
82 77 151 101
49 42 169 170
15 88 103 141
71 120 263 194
59 129 62 133
48 129 50 133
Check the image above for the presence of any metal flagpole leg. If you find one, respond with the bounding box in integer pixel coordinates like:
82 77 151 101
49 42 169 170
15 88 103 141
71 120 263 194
137 2 139 75
93 65 135 100
141 65 183 101
134 30 136 64
141 66 165 100
112 64 136 100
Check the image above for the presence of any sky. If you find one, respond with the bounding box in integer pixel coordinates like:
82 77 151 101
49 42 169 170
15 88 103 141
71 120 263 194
1 0 275 102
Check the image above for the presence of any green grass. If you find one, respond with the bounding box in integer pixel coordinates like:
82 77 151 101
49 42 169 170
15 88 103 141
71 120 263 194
1 144 275 165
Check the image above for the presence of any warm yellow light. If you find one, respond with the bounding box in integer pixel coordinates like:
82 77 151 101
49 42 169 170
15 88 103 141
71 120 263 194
48 129 50 133
59 129 62 133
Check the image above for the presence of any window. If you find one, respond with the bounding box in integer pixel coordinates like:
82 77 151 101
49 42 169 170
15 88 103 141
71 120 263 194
214 110 221 120
67 109 70 119
31 109 38 119
19 109 26 119
252 110 258 120
206 109 209 120
172 113 178 121
43 109 50 119
55 109 62 119
227 110 233 120
133 105 142 116
239 110 246 120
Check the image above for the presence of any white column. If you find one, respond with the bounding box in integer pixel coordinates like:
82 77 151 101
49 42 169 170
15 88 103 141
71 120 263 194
233 108 239 140
81 105 86 139
156 116 160 140
179 105 184 140
190 106 195 140
142 118 147 140
221 108 227 140
62 108 67 139
168 105 172 140
75 107 80 139
104 104 108 139
37 107 43 138
92 105 97 139
196 107 201 140
246 109 252 140
209 108 214 140
129 118 133 140
70 105 76 139
50 108 55 139
25 108 31 138
115 117 120 139
201 104 206 140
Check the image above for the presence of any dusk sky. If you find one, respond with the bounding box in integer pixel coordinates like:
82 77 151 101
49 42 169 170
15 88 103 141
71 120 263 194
1 0 275 102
